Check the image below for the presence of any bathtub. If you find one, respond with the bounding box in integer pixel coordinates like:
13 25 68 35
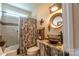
0 44 19 56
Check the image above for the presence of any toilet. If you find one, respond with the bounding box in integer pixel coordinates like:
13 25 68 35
27 46 39 56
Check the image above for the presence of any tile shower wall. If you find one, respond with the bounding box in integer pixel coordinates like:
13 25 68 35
0 3 32 48
2 25 18 47
0 3 2 37
0 3 20 47
0 24 1 36
1 14 19 47
19 17 37 55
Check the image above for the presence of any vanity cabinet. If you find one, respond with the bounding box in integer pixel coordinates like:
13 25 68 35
37 40 63 56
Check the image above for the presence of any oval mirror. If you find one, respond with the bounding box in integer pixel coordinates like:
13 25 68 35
50 13 63 28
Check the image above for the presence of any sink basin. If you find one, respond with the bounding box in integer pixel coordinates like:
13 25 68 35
49 38 59 44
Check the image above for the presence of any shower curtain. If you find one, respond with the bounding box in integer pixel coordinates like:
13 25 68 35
19 17 37 55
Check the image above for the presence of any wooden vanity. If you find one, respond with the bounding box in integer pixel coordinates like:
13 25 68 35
37 39 63 56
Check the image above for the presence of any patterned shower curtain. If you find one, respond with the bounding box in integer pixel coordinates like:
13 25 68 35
19 17 37 55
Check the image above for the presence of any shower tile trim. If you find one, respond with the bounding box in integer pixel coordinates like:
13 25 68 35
0 21 18 26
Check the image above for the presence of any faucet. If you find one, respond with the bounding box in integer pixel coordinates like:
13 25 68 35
58 31 63 44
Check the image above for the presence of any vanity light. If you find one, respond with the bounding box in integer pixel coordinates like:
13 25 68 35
51 6 58 12
49 3 61 13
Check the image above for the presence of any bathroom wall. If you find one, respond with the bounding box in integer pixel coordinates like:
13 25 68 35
72 4 79 55
62 3 79 55
73 3 79 49
32 4 63 38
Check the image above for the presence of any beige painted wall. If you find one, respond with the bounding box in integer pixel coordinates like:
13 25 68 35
72 4 79 49
63 3 79 55
71 3 79 55
32 4 63 38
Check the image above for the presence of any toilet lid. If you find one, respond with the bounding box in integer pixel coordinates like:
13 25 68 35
27 46 39 53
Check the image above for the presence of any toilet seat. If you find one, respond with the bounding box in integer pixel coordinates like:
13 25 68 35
27 46 39 56
27 46 39 53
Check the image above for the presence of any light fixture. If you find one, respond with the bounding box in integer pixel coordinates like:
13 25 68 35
49 3 62 13
51 6 58 12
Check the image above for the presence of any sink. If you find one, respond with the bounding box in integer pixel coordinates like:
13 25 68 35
49 38 59 44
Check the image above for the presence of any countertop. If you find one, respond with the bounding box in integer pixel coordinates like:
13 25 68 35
37 39 63 51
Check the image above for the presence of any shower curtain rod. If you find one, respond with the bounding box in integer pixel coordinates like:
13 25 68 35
0 11 26 17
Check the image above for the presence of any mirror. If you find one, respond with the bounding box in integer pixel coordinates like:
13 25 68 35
49 13 63 28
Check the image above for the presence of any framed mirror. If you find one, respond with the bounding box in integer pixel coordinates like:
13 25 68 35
49 13 63 28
